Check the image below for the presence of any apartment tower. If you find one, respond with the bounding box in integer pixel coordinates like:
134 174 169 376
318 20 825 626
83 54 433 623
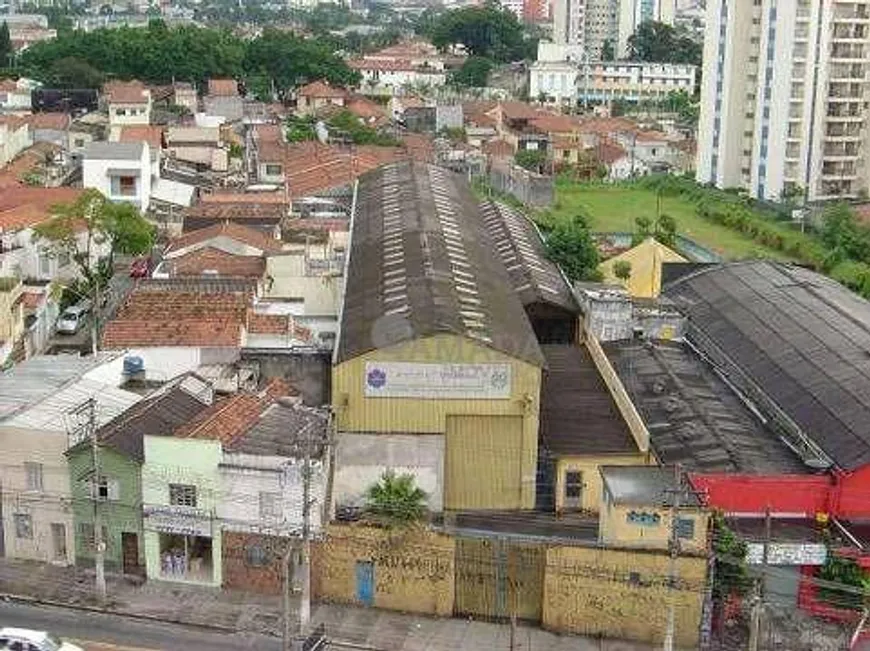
697 0 870 202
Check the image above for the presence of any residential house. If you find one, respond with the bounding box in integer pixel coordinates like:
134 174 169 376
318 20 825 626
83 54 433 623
171 82 198 115
104 81 152 135
0 117 32 167
203 79 243 123
295 80 348 115
152 221 284 280
66 373 215 575
183 192 289 234
348 44 452 97
68 116 104 159
165 127 228 173
23 113 71 150
0 78 36 111
140 380 290 587
332 161 544 513
598 237 688 298
149 178 197 237
83 141 154 212
0 355 141 566
219 396 330 593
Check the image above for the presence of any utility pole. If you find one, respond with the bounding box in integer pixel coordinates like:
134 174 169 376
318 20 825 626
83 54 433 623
749 507 772 651
663 463 682 651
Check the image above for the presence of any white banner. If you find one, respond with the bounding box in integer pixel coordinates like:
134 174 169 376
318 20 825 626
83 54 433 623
363 362 512 399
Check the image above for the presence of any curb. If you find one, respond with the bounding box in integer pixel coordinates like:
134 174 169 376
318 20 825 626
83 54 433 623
0 592 243 636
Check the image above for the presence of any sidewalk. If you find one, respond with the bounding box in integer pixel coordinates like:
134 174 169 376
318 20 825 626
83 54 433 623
0 558 659 651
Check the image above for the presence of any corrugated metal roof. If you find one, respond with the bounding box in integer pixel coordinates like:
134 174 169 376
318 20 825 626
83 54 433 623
0 354 119 423
336 161 544 367
600 465 701 507
228 400 328 458
664 261 870 471
480 201 578 313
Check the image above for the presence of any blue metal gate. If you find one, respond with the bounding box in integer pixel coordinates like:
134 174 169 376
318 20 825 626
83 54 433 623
355 560 374 606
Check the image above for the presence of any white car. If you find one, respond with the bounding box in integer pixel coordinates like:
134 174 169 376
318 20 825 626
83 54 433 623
56 304 89 335
0 628 83 651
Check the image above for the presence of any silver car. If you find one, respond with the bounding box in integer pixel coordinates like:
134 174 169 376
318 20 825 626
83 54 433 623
0 628 84 651
56 304 89 335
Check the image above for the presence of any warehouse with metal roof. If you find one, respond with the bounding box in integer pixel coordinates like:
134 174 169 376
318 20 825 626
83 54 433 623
332 160 546 513
664 260 870 472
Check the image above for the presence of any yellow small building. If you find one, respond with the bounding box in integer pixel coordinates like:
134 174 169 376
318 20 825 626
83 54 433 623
599 237 687 298
598 465 709 554
332 161 545 514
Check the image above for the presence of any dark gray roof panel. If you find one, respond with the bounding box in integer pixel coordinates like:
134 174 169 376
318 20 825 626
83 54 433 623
664 261 870 470
600 465 701 507
337 161 544 367
480 201 578 313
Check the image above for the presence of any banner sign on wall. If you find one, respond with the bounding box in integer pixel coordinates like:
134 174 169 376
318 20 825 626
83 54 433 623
363 362 512 399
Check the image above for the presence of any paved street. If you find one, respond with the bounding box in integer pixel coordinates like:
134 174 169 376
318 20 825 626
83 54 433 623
0 601 281 651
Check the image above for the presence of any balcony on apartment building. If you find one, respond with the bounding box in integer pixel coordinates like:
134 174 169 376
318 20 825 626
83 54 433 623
824 141 862 158
826 122 864 138
829 63 867 82
833 3 870 22
822 160 860 179
833 22 869 40
831 44 866 61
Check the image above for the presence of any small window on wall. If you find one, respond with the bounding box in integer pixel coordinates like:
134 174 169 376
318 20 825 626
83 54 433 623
564 471 583 498
169 483 197 508
676 517 695 540
265 164 283 176
245 543 270 567
13 514 32 539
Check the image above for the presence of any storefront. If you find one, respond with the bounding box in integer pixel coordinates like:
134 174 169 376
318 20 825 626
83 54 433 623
143 505 221 586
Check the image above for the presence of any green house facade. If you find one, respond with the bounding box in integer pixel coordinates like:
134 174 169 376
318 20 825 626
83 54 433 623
67 445 144 574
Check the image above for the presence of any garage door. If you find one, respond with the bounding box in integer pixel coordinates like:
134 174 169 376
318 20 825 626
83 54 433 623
444 415 523 510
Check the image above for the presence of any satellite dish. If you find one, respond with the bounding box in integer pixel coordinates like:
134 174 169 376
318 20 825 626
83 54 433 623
315 121 329 144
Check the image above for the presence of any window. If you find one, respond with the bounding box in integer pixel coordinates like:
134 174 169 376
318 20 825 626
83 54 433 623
245 543 270 567
169 484 197 508
24 462 43 492
564 471 583 499
264 164 283 176
14 514 32 539
74 138 85 147
115 108 126 116
78 523 109 551
676 517 695 540
259 491 280 519
89 476 119 501
111 175 137 197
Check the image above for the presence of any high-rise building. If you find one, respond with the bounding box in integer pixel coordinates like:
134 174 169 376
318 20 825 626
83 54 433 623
552 0 586 45
697 0 870 202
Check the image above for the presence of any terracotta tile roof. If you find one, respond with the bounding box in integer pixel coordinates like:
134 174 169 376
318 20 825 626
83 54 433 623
167 221 284 255
23 113 70 131
247 312 313 340
529 113 582 134
634 129 670 142
0 115 28 130
297 79 348 99
401 133 434 163
0 79 17 92
596 137 628 164
491 101 541 121
255 139 285 164
253 124 283 143
201 191 289 205
104 80 150 104
577 116 641 137
284 218 348 233
346 96 386 122
173 378 293 444
0 187 84 232
167 246 266 278
119 125 164 149
284 142 406 198
483 138 514 157
184 203 287 228
348 58 431 73
0 142 65 191
101 288 250 348
208 79 239 97
551 135 584 150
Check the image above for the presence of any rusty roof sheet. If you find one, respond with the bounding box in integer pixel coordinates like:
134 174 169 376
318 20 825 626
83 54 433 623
337 160 544 366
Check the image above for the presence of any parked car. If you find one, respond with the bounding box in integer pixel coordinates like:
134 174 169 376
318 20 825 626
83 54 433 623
129 257 152 278
0 628 84 651
56 304 89 335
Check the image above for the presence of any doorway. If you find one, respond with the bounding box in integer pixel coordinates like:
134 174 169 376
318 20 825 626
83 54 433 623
50 523 67 563
563 470 583 510
355 560 374 606
122 532 140 575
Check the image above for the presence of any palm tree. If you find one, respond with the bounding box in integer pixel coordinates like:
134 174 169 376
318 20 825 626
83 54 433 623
365 470 428 527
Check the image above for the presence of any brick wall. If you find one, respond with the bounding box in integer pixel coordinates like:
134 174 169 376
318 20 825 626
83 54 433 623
543 545 708 648
311 523 455 616
222 530 291 595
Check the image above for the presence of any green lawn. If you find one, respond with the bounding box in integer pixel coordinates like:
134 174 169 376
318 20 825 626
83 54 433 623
547 182 792 261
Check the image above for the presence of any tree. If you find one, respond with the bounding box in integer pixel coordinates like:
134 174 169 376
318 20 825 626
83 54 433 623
627 21 702 66
514 149 547 173
612 260 632 284
711 513 751 601
365 470 428 527
600 39 614 62
544 213 601 283
448 55 493 88
46 57 106 89
656 213 677 248
633 215 652 244
818 551 866 610
33 189 154 294
427 1 530 62
0 22 10 69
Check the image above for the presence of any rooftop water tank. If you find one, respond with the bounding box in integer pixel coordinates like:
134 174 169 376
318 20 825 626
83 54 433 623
122 355 144 377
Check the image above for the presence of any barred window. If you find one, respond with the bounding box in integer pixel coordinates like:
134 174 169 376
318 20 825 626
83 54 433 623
169 484 197 507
